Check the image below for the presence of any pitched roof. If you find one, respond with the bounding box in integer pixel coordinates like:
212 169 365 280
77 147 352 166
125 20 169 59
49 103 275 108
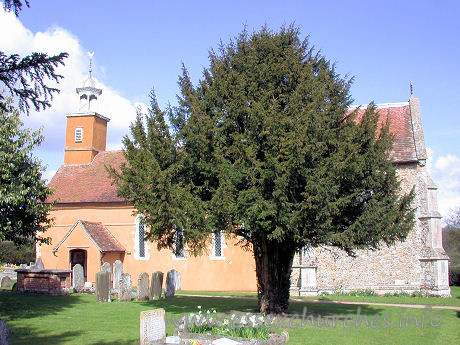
47 150 125 204
53 220 125 253
350 102 418 163
47 100 423 204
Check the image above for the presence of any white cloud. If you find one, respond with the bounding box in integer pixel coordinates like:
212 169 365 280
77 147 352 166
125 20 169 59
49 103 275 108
427 148 460 219
0 8 143 174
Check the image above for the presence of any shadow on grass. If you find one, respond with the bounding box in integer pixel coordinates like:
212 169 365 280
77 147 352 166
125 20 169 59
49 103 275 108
0 291 87 320
9 326 81 345
137 295 386 319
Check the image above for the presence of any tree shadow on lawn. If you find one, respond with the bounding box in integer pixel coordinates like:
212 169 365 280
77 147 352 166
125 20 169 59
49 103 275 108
0 291 87 320
8 325 82 345
9 325 137 345
137 295 386 318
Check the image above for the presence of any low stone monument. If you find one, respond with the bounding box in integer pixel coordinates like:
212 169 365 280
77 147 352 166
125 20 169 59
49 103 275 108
150 271 163 300
0 319 11 345
118 273 132 301
113 260 123 289
137 272 150 301
72 264 85 292
165 270 176 298
140 308 165 345
0 276 11 288
96 271 111 302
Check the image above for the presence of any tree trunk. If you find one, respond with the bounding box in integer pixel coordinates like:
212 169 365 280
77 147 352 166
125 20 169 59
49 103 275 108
253 237 296 314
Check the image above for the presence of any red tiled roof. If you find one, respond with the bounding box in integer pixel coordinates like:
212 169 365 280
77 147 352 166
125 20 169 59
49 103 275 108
47 103 419 204
80 221 125 252
350 104 417 163
53 220 125 253
47 150 125 204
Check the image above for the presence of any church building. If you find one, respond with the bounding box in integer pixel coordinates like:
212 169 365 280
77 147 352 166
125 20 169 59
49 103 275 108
38 69 450 296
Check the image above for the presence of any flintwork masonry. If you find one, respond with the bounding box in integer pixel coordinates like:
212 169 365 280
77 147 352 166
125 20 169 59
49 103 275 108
289 98 451 297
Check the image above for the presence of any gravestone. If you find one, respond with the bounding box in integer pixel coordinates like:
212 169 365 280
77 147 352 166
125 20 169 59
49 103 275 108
35 258 44 270
137 272 150 301
72 264 85 292
101 262 111 274
101 262 112 287
31 258 44 271
150 271 163 300
172 269 181 290
96 271 111 302
165 270 176 298
0 277 11 288
0 318 11 345
118 273 132 301
113 260 123 289
139 308 166 345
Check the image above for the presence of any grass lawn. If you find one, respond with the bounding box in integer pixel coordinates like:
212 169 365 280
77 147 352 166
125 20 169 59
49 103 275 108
0 289 459 344
177 286 460 307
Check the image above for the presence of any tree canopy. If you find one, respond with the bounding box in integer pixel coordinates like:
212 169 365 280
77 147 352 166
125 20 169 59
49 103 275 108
0 99 53 245
443 208 460 267
111 26 415 313
1 0 68 114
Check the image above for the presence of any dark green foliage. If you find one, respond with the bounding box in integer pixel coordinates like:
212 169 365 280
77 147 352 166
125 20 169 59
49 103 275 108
2 0 29 16
0 100 53 245
0 240 35 264
111 25 415 313
0 51 68 114
443 208 460 285
1 0 68 114
449 267 460 286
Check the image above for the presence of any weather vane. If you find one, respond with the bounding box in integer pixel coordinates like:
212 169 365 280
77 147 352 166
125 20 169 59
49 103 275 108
88 51 94 79
410 80 413 96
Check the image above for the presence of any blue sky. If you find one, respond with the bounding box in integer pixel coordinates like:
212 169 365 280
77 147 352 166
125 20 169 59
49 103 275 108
1 0 459 216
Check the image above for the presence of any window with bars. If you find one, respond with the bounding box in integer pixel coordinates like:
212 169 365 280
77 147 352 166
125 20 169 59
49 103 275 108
214 231 222 257
175 228 185 258
138 220 145 258
75 127 83 142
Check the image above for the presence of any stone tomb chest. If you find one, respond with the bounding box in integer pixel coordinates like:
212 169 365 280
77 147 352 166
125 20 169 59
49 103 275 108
15 269 72 296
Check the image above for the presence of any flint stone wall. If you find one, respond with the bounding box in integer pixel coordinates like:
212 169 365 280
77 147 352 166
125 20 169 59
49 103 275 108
290 163 451 296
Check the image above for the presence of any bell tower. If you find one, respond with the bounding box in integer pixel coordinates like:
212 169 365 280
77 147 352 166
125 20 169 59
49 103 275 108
64 52 110 165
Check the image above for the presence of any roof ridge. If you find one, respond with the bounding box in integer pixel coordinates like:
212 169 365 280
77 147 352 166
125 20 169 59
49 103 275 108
349 101 409 110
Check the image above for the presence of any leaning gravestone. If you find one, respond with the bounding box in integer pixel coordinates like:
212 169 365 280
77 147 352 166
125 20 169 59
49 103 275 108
165 270 176 298
0 277 11 288
0 318 11 345
139 308 166 345
72 264 85 292
150 271 163 300
113 260 123 289
137 272 150 301
96 271 111 302
118 273 132 301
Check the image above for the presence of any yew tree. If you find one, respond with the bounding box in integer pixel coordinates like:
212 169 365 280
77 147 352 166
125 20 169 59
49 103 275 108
111 26 414 313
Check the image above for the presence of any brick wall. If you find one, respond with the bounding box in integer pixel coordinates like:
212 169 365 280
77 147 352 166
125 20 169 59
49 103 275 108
16 270 71 296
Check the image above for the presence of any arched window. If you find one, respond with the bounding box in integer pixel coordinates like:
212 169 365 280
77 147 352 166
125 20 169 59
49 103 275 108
135 215 149 260
174 228 185 259
211 231 226 260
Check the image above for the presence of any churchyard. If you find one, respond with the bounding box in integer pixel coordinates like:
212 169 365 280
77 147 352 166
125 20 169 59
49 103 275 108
0 282 459 344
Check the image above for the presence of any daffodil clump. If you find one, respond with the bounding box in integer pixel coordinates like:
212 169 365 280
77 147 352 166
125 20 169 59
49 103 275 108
184 306 271 340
